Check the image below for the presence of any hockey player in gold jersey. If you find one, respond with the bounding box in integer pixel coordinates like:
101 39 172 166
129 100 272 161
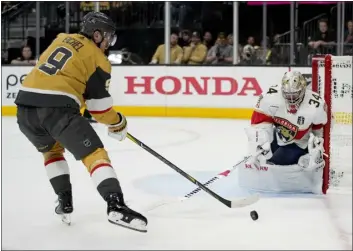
15 12 147 232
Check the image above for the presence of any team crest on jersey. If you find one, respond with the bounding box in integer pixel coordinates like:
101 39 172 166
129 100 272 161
273 117 298 143
297 116 305 125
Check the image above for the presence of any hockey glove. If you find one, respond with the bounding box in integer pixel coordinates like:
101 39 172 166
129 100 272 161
108 112 128 141
245 126 273 160
307 133 325 170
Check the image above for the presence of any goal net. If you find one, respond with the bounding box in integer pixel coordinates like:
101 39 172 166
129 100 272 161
312 55 352 195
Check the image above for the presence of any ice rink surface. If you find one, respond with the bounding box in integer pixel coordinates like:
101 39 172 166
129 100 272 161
2 117 352 250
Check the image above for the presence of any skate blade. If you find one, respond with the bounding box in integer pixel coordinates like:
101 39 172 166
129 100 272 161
108 213 147 233
58 213 71 226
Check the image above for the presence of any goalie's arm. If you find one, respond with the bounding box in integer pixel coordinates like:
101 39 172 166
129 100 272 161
251 92 275 126
311 99 328 138
246 92 276 156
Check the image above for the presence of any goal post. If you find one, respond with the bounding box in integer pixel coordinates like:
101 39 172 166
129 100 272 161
312 55 353 195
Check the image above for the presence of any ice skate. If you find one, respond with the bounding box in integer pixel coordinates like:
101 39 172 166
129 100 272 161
55 191 73 226
106 193 147 233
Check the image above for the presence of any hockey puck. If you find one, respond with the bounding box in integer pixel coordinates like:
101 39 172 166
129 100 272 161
250 210 258 221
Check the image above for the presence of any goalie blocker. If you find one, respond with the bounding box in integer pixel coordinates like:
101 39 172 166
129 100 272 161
237 71 327 194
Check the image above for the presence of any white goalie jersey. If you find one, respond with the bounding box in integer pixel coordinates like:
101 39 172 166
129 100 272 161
251 84 328 149
238 83 328 194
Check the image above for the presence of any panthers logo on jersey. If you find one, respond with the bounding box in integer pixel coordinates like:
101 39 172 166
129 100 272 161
273 117 298 143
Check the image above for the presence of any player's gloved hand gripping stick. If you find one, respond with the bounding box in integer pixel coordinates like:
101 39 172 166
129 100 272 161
108 112 128 141
126 133 260 209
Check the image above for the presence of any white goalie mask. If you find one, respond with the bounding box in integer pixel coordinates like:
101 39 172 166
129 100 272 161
281 71 307 113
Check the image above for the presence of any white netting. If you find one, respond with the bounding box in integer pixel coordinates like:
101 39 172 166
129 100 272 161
317 56 352 193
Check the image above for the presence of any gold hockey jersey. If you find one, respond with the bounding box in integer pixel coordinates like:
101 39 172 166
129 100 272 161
15 33 119 125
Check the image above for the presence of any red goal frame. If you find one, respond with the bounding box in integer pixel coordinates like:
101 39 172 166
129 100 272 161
311 55 332 194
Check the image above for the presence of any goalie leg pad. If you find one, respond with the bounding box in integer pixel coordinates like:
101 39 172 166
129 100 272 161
307 147 325 170
43 142 72 195
239 160 324 194
82 148 122 199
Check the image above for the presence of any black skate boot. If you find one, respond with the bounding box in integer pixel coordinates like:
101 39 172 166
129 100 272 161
55 191 73 225
106 193 148 233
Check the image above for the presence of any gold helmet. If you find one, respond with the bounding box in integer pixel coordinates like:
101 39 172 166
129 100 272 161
281 71 307 113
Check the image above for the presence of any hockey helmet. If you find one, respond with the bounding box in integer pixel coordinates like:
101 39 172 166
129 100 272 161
281 71 307 113
80 11 117 47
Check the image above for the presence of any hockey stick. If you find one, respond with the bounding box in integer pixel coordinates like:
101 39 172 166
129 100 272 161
182 148 265 200
182 156 253 199
143 156 253 211
145 152 264 211
127 133 260 209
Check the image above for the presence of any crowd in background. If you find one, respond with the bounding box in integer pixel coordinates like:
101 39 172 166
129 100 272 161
149 30 263 65
149 18 353 66
2 1 353 66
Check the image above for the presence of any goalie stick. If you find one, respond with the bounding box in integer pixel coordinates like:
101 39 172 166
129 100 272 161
145 153 263 212
127 133 260 209
183 156 253 198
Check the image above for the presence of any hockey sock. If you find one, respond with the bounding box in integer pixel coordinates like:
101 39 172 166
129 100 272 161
45 157 72 194
82 148 123 199
90 162 123 199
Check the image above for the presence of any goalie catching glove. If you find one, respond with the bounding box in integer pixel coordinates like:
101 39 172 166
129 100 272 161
108 112 128 141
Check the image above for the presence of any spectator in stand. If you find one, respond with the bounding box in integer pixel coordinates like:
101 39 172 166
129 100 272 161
203 31 213 50
150 32 183 64
205 32 233 65
183 31 207 64
308 19 335 54
241 44 256 65
344 20 353 55
179 30 191 48
11 45 36 65
246 36 255 47
240 36 259 65
227 33 242 63
266 34 283 65
119 48 144 65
